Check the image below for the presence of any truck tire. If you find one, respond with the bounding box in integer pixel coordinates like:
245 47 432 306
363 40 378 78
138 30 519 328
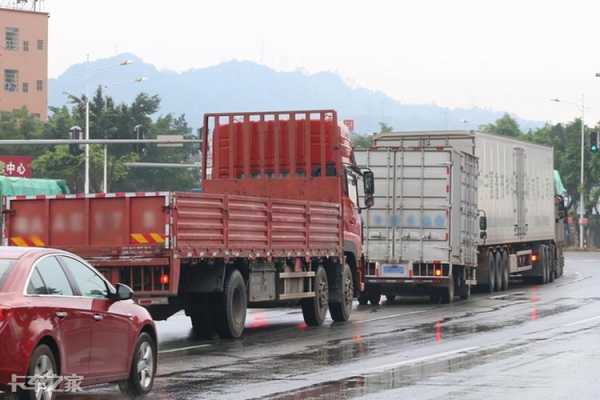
302 266 329 326
329 263 354 322
358 291 368 305
190 296 216 339
214 270 247 339
459 282 471 300
368 291 381 305
457 268 471 300
440 275 455 304
500 250 510 291
557 250 564 277
494 253 503 292
358 290 381 306
537 245 548 285
485 253 496 293
548 246 555 282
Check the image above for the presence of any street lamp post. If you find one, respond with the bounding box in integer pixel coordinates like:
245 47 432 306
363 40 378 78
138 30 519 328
81 58 134 193
551 96 586 248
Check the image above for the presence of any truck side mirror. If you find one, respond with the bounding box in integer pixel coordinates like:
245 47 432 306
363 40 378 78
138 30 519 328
479 215 487 231
363 170 375 209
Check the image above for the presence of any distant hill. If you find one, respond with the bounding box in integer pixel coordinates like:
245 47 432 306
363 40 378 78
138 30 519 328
49 53 543 133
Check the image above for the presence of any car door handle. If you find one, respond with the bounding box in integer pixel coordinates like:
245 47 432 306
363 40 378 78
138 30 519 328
93 314 104 321
55 311 68 319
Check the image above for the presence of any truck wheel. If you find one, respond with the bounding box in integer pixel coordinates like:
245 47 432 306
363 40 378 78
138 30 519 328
537 245 548 284
368 291 381 305
214 270 247 339
548 246 555 283
329 263 354 322
494 253 503 292
457 269 471 300
358 291 369 305
459 282 471 300
302 266 329 326
440 275 455 304
190 296 215 339
486 253 496 293
500 251 510 291
358 290 380 305
558 252 564 277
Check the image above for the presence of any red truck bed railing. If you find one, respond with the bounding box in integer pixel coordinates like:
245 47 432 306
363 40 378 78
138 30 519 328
3 191 342 297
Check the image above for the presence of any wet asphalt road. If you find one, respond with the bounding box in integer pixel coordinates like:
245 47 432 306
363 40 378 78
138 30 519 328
64 252 600 399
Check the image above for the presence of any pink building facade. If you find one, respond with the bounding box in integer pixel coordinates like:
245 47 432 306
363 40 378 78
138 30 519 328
0 7 48 120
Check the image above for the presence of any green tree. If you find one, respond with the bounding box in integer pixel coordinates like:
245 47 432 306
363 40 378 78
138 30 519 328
480 113 522 137
378 122 393 134
0 88 196 192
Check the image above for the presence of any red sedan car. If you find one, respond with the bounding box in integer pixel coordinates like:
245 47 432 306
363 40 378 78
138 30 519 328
0 247 157 400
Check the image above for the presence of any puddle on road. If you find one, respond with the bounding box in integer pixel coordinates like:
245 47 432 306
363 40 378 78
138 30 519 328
138 292 599 400
257 324 596 400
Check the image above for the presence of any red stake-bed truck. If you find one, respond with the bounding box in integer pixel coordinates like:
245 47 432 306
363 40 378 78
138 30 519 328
3 110 375 338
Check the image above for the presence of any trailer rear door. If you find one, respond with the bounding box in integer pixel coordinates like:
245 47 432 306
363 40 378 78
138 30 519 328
355 148 477 267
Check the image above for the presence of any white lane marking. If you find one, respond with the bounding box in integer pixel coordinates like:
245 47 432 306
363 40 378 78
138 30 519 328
368 346 479 372
489 292 525 300
565 316 600 327
159 344 212 354
354 309 433 325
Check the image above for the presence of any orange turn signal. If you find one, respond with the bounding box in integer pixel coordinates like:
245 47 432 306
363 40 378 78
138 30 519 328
434 269 442 277
531 254 538 262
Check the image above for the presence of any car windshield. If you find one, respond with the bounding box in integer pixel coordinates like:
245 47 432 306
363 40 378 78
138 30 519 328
0 260 14 291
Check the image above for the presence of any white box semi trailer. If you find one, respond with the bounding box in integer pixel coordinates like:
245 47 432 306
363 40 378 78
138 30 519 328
355 131 565 304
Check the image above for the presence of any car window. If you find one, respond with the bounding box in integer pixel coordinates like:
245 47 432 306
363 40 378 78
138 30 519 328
0 260 14 291
35 256 74 296
60 256 109 298
27 268 47 295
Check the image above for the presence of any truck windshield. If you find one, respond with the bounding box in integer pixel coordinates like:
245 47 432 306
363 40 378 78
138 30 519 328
0 260 14 291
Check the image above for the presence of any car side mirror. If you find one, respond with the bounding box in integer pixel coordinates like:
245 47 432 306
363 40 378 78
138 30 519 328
113 283 134 301
363 170 375 209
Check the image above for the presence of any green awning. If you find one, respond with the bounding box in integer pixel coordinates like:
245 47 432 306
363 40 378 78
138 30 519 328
554 170 567 196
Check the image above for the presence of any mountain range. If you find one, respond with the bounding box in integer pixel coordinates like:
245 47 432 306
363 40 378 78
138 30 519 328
49 53 543 133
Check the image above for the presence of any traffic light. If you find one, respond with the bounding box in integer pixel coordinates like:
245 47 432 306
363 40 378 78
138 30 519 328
592 131 599 153
69 126 83 156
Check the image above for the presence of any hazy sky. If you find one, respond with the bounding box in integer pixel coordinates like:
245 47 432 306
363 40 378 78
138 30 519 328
46 0 600 124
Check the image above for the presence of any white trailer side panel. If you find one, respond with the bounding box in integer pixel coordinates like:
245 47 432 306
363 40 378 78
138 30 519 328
372 131 555 246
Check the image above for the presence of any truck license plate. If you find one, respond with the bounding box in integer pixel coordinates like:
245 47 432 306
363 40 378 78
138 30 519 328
382 264 408 277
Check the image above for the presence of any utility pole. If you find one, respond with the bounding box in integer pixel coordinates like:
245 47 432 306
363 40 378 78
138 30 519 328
579 94 585 248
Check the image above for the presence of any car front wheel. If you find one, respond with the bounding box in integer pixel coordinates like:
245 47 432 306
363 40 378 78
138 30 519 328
119 332 157 397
